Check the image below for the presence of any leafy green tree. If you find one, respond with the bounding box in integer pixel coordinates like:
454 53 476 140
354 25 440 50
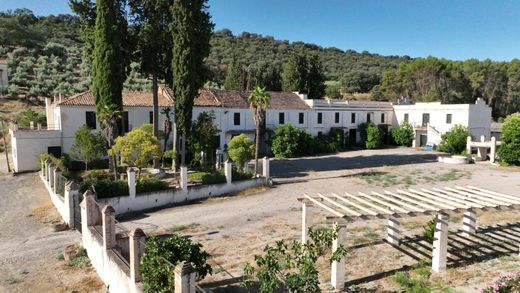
391 122 414 147
359 122 382 149
248 86 270 175
306 53 326 99
325 81 341 99
224 55 246 91
128 0 173 146
282 52 307 93
172 0 213 166
227 134 255 170
271 124 308 159
438 125 471 155
497 113 520 165
243 227 346 293
189 112 220 167
16 109 46 128
70 124 107 170
108 127 162 177
140 235 212 293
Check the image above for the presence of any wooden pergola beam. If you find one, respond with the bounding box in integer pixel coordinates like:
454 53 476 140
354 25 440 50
408 188 468 209
373 191 425 212
304 194 344 218
331 193 379 216
317 193 362 217
359 192 410 214
397 189 457 210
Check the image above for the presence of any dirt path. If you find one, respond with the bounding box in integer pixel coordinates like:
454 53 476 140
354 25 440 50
0 172 104 293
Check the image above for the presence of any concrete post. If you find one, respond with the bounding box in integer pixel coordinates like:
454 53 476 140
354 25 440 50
432 212 449 273
127 168 136 198
180 166 188 190
387 217 400 246
331 222 346 290
30 121 34 130
224 160 232 185
43 160 48 179
490 136 497 163
466 136 472 154
49 165 55 189
53 169 61 194
102 205 116 251
174 261 196 293
64 181 78 228
462 210 476 237
37 123 42 130
83 190 98 227
301 202 312 243
129 228 146 282
46 162 51 182
262 156 270 179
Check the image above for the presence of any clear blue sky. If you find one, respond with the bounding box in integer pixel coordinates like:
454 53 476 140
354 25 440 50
2 0 520 61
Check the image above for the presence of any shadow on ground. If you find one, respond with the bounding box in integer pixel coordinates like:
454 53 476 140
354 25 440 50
271 152 439 179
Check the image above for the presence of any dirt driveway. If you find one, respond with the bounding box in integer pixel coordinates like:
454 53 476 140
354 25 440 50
120 147 520 292
0 169 104 293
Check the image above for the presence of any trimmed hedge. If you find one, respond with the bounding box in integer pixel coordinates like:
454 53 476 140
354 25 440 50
232 168 254 182
79 178 129 198
271 124 343 158
188 171 227 185
136 177 170 194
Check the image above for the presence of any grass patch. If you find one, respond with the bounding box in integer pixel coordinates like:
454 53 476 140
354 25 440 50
351 168 472 187
6 277 19 285
351 229 380 245
168 223 200 233
68 256 91 268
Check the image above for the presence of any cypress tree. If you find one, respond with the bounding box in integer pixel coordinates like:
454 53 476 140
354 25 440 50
172 0 213 166
281 52 307 93
224 55 246 91
91 0 127 113
306 53 326 99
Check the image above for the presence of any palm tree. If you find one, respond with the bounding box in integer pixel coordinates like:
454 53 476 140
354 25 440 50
248 86 270 176
97 103 123 177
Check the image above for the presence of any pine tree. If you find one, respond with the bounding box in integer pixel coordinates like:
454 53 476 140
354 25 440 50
172 0 213 166
224 55 246 91
282 52 307 93
306 53 326 99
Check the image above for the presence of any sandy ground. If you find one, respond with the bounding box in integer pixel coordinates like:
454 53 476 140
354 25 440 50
0 155 105 293
119 147 520 292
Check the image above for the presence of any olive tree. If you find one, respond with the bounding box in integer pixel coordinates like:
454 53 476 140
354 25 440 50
70 124 106 170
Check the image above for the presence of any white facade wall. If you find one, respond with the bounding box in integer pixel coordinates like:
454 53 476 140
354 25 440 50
10 129 62 172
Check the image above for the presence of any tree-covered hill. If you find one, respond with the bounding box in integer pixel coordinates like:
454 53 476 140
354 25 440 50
1 9 519 118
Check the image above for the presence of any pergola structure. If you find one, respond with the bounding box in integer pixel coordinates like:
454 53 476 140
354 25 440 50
298 185 520 291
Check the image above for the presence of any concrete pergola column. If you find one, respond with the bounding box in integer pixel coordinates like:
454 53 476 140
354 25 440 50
174 261 196 293
301 201 312 243
387 217 400 246
129 228 146 283
330 221 346 291
462 210 476 237
432 212 449 273
102 205 116 251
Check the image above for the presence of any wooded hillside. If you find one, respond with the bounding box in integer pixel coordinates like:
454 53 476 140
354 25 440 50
1 9 518 119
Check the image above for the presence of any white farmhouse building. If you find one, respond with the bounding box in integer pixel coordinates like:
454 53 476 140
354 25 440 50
0 59 8 92
9 85 492 172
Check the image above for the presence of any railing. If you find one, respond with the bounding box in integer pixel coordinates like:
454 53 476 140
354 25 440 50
55 174 67 197
10 123 60 131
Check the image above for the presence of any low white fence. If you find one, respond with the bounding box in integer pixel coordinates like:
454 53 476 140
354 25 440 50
100 158 270 215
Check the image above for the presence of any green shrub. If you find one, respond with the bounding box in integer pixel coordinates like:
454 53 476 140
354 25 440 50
188 171 226 185
79 178 129 198
140 236 212 293
228 134 255 168
365 123 383 149
391 122 414 147
17 109 46 128
136 177 169 194
271 124 305 158
497 113 520 165
423 217 436 244
438 125 470 155
232 168 254 181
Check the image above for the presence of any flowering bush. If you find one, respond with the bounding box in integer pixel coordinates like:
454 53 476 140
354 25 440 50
481 272 520 293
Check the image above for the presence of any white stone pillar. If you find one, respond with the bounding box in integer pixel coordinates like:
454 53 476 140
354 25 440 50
301 202 312 243
127 168 136 198
180 166 188 190
64 181 78 228
102 205 116 251
130 228 146 283
49 165 55 189
83 190 97 227
262 156 270 179
53 169 61 194
174 261 196 293
37 123 42 130
43 160 49 179
466 136 472 154
490 136 496 163
224 160 232 185
387 217 400 246
432 212 449 273
331 222 346 290
29 121 34 130
462 210 476 237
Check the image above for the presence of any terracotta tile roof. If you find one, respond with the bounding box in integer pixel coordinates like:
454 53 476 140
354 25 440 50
57 88 175 107
58 86 310 110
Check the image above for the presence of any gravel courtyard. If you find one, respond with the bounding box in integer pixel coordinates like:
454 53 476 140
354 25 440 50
120 147 520 292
